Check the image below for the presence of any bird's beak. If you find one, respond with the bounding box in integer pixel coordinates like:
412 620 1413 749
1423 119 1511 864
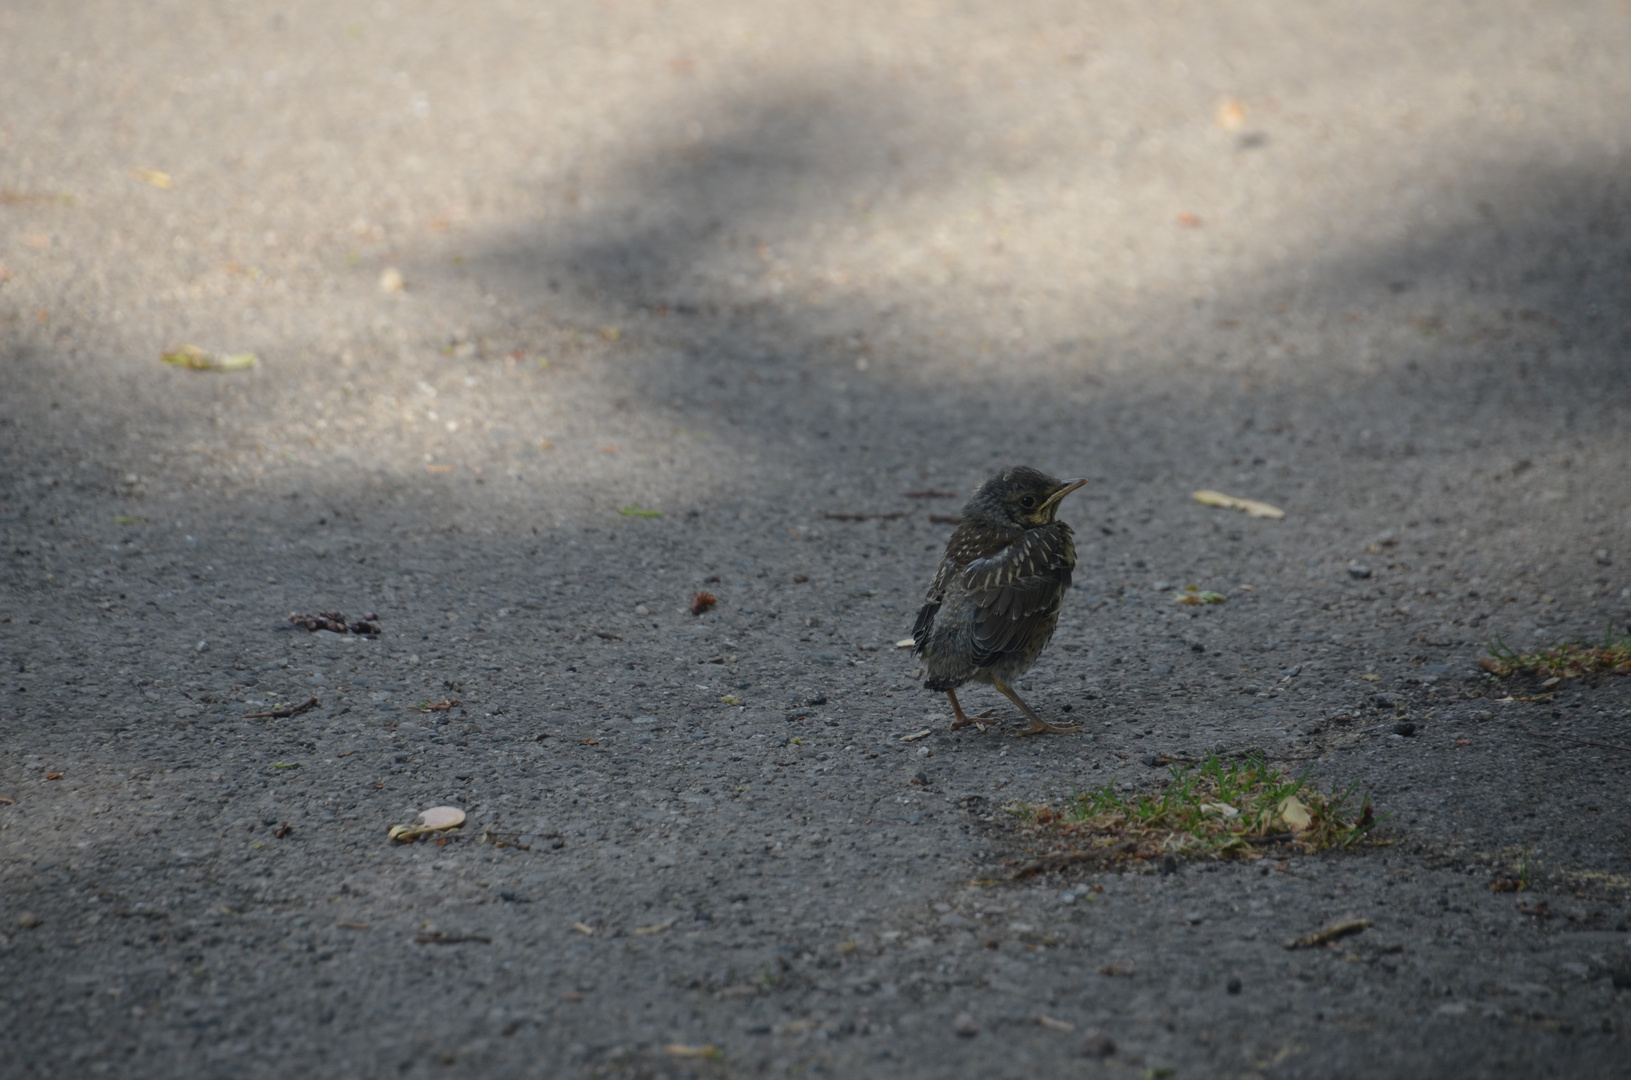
1040 478 1088 510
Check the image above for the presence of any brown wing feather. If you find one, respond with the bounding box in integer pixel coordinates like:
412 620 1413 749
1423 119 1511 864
962 525 1075 669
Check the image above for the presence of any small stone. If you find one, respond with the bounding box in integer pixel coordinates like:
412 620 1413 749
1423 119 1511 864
1079 1031 1115 1058
195 640 209 653
1226 977 1242 995
379 266 405 293
953 1012 978 1038
806 693 827 706
634 604 650 616
1161 855 1179 876
1392 721 1417 737
16 912 40 929
1183 910 1202 924
1348 565 1372 579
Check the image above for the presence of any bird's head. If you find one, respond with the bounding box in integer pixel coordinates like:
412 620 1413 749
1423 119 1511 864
962 466 1088 529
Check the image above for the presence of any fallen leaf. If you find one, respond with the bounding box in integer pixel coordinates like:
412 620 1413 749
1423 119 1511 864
1286 917 1371 949
1192 489 1285 519
411 699 460 712
1173 587 1226 605
665 1045 720 1060
1359 673 1380 682
619 503 662 518
720 694 744 706
1216 99 1248 131
1277 794 1312 831
379 266 405 293
131 167 173 189
44 773 62 781
690 591 717 615
899 728 933 742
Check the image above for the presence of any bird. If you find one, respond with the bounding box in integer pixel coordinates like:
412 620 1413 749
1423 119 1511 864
911 466 1087 736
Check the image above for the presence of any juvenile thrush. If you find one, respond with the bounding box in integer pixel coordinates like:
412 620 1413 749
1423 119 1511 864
911 466 1087 736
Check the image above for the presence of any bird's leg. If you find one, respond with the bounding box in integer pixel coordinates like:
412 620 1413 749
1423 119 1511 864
946 690 988 733
992 678 1080 736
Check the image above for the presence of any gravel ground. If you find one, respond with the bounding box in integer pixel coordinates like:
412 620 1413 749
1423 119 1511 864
3 2 1630 1077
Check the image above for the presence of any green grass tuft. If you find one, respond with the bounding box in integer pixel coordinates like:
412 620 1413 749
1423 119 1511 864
1012 753 1379 865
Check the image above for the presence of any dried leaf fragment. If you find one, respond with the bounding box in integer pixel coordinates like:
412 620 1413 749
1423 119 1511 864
132 167 174 189
162 343 255 372
1173 586 1227 605
690 591 717 615
1277 794 1312 831
417 806 466 830
1216 100 1248 131
618 503 662 518
1286 917 1372 949
1192 489 1285 519
665 1045 720 1060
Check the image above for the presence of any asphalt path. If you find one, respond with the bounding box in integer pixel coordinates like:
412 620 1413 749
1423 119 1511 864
3 2 1630 1076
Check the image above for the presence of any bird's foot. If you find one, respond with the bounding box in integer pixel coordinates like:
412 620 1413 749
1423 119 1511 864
950 709 998 733
1010 717 1082 737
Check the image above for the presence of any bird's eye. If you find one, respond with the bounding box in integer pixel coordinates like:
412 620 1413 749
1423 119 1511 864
1020 495 1036 509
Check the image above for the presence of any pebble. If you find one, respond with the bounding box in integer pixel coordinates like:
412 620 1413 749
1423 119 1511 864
953 1012 978 1038
1393 721 1418 737
1226 977 1242 995
16 912 40 929
1348 565 1373 579
634 604 650 616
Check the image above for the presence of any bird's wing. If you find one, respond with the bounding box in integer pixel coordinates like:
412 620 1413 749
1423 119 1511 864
912 525 1015 653
961 525 1075 668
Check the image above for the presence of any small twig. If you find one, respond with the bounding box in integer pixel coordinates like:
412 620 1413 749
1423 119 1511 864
415 932 492 945
1008 842 1136 880
1286 917 1371 949
594 630 623 641
1518 726 1631 754
822 511 908 522
243 696 319 720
